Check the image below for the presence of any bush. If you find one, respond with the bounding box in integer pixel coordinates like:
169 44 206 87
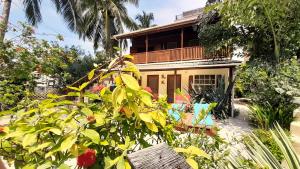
236 58 300 129
243 129 284 162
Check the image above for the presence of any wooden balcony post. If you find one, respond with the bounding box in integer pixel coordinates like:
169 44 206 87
146 34 149 63
180 28 184 61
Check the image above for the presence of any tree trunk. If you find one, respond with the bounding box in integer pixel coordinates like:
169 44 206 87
0 0 12 43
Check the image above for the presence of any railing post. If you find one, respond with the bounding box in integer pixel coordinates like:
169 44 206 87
180 28 184 61
145 34 148 63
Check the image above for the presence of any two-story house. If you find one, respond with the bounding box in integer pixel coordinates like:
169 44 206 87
114 8 241 104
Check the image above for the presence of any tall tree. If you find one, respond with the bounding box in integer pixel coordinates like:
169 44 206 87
0 0 80 43
68 0 138 56
135 11 156 29
0 0 12 42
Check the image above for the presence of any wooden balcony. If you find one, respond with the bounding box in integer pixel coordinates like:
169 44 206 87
132 46 231 64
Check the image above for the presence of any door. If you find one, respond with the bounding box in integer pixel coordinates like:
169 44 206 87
147 75 159 98
167 75 181 103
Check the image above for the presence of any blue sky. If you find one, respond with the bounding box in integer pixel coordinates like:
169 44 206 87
2 0 206 55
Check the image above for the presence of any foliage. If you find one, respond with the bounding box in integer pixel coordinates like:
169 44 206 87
190 77 233 119
236 58 300 129
0 80 27 111
249 103 295 130
243 129 284 162
229 123 300 169
199 0 300 61
135 11 156 29
70 0 138 51
0 54 181 168
174 130 230 169
0 24 105 110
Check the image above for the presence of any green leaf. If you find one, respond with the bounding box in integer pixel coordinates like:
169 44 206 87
82 129 100 144
139 113 153 123
49 128 62 135
145 122 158 132
58 164 70 169
37 162 52 169
187 146 210 158
141 93 153 107
105 156 120 169
81 107 93 116
124 54 134 59
60 135 77 152
186 158 198 169
88 69 96 80
120 74 140 91
22 133 37 147
117 157 125 169
29 142 52 153
79 82 90 91
67 86 80 91
23 164 36 169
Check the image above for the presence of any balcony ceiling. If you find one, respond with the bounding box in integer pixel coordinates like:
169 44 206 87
135 59 242 71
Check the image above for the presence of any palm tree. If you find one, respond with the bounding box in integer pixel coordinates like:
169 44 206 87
67 0 138 56
0 0 80 43
135 11 156 29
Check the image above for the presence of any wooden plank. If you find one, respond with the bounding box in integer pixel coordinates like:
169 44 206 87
127 143 191 169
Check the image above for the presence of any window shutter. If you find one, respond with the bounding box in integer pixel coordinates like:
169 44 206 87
188 75 193 92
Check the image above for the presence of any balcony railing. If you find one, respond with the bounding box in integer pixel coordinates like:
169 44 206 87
132 46 231 64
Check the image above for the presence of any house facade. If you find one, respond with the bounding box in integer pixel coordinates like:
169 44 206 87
114 8 241 105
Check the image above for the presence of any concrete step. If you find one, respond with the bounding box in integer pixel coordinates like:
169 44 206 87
292 136 300 156
290 121 300 137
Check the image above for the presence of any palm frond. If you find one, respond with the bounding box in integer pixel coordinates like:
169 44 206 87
23 0 42 26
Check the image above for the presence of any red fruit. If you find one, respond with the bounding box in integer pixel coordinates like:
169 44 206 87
91 85 105 93
120 107 125 114
144 87 153 94
87 116 96 124
0 127 4 133
77 149 97 168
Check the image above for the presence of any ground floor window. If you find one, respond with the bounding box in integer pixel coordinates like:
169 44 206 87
192 74 224 92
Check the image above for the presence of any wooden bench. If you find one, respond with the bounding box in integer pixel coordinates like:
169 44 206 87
127 143 191 169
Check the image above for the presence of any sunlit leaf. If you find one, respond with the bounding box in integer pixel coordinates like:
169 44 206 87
186 158 198 169
60 135 77 152
82 129 100 144
145 122 158 132
22 133 37 147
120 74 140 91
88 69 96 80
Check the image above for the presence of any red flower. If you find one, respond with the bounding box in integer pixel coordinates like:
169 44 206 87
77 149 97 168
91 85 105 93
144 87 153 94
87 116 96 124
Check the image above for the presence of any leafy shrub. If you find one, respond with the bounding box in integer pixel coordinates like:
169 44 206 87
236 58 300 129
249 103 295 129
0 55 178 168
243 129 284 162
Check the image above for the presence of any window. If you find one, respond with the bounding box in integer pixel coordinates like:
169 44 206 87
192 75 224 92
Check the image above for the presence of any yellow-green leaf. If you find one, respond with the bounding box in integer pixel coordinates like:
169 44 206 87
58 164 70 169
117 157 125 169
141 93 153 107
145 122 158 132
120 74 140 91
125 161 131 169
67 86 80 91
82 129 100 144
188 146 210 158
60 135 77 152
124 54 134 59
37 162 52 169
79 82 90 91
29 142 52 153
81 107 93 116
49 128 62 135
88 69 95 80
22 133 37 147
139 113 153 123
186 158 198 169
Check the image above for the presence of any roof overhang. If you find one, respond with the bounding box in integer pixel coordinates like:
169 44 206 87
114 16 198 40
136 59 242 71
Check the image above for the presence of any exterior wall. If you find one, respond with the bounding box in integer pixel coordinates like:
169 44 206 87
140 68 230 98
